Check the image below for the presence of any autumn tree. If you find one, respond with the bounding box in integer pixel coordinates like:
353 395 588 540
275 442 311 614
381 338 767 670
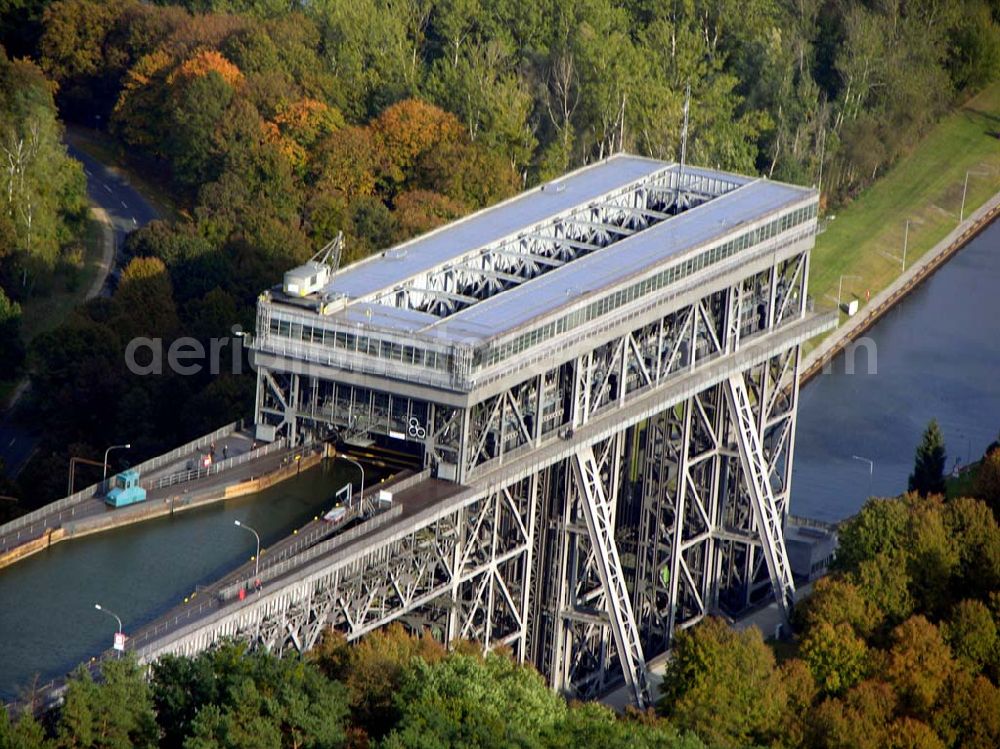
657 617 786 748
392 189 467 242
808 679 898 749
370 98 463 188
885 616 954 718
309 624 446 741
801 620 870 697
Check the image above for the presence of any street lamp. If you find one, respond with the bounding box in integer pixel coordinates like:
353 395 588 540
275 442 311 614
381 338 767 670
901 220 910 272
852 455 874 496
960 170 970 223
837 274 863 313
234 520 261 578
94 603 123 658
337 455 365 511
103 443 131 480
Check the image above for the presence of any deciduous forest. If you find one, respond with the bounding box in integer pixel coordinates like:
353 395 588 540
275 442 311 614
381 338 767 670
0 0 998 501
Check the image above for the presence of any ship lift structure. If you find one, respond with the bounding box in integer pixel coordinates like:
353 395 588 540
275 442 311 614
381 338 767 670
146 155 834 708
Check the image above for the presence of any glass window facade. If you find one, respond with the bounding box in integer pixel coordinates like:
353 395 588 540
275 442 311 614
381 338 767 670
262 201 817 378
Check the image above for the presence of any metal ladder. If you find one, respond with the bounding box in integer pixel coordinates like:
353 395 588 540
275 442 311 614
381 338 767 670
573 447 650 708
724 374 796 622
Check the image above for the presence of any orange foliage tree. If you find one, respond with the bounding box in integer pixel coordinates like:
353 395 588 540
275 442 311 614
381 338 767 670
370 98 463 185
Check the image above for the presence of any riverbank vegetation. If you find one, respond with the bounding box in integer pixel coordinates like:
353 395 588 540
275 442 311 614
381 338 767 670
808 80 1000 343
0 45 88 381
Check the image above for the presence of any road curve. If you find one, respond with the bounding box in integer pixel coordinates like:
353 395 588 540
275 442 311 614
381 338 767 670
0 131 165 478
64 128 163 296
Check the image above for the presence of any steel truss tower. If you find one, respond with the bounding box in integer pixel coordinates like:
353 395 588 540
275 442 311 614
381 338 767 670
145 156 835 707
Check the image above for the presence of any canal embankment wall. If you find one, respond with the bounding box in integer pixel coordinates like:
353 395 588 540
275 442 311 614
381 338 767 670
801 190 1000 383
0 445 328 570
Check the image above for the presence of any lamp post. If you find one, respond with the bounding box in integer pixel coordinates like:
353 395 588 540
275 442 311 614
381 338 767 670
852 455 874 496
103 443 131 480
94 603 123 658
837 274 862 313
337 455 365 511
234 520 261 578
901 220 910 272
960 170 970 223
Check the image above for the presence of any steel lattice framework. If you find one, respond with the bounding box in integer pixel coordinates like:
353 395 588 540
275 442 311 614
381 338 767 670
134 156 836 708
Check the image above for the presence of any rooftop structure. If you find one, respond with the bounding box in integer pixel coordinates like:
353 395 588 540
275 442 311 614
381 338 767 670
256 155 817 392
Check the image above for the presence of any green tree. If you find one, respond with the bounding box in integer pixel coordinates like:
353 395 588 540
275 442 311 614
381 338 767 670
853 551 914 632
56 656 159 749
382 651 568 748
551 700 705 749
973 450 1000 516
801 620 870 697
0 706 49 749
906 497 960 614
0 48 87 267
0 286 25 373
943 496 1000 602
151 642 348 749
943 599 997 674
113 256 180 340
834 497 909 573
657 617 786 748
909 420 947 496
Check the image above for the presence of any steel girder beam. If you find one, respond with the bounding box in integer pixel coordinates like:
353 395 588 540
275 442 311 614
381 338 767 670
724 374 796 621
365 169 745 320
572 445 649 708
141 477 537 663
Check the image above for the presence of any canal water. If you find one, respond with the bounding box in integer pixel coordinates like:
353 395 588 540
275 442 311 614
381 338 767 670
792 218 1000 522
0 461 351 699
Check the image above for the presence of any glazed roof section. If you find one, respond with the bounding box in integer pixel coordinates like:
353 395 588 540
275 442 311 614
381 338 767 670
271 154 815 345
323 154 676 299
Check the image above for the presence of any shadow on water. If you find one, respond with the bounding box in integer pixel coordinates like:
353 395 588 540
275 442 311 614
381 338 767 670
0 460 353 699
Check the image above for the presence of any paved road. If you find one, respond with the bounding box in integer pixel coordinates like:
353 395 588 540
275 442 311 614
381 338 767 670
0 132 163 480
64 131 162 296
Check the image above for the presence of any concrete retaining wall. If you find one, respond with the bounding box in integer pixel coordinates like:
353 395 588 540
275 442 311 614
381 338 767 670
801 191 1000 382
0 448 327 569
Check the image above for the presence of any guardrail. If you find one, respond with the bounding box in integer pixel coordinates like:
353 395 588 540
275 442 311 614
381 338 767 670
0 421 243 547
786 514 839 532
218 504 404 600
144 438 286 490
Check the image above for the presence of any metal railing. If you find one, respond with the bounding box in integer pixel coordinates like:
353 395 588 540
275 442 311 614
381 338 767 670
0 421 243 549
144 438 286 490
217 504 404 600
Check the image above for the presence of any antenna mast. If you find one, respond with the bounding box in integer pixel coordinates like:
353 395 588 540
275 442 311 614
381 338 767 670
679 83 691 176
676 83 691 209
